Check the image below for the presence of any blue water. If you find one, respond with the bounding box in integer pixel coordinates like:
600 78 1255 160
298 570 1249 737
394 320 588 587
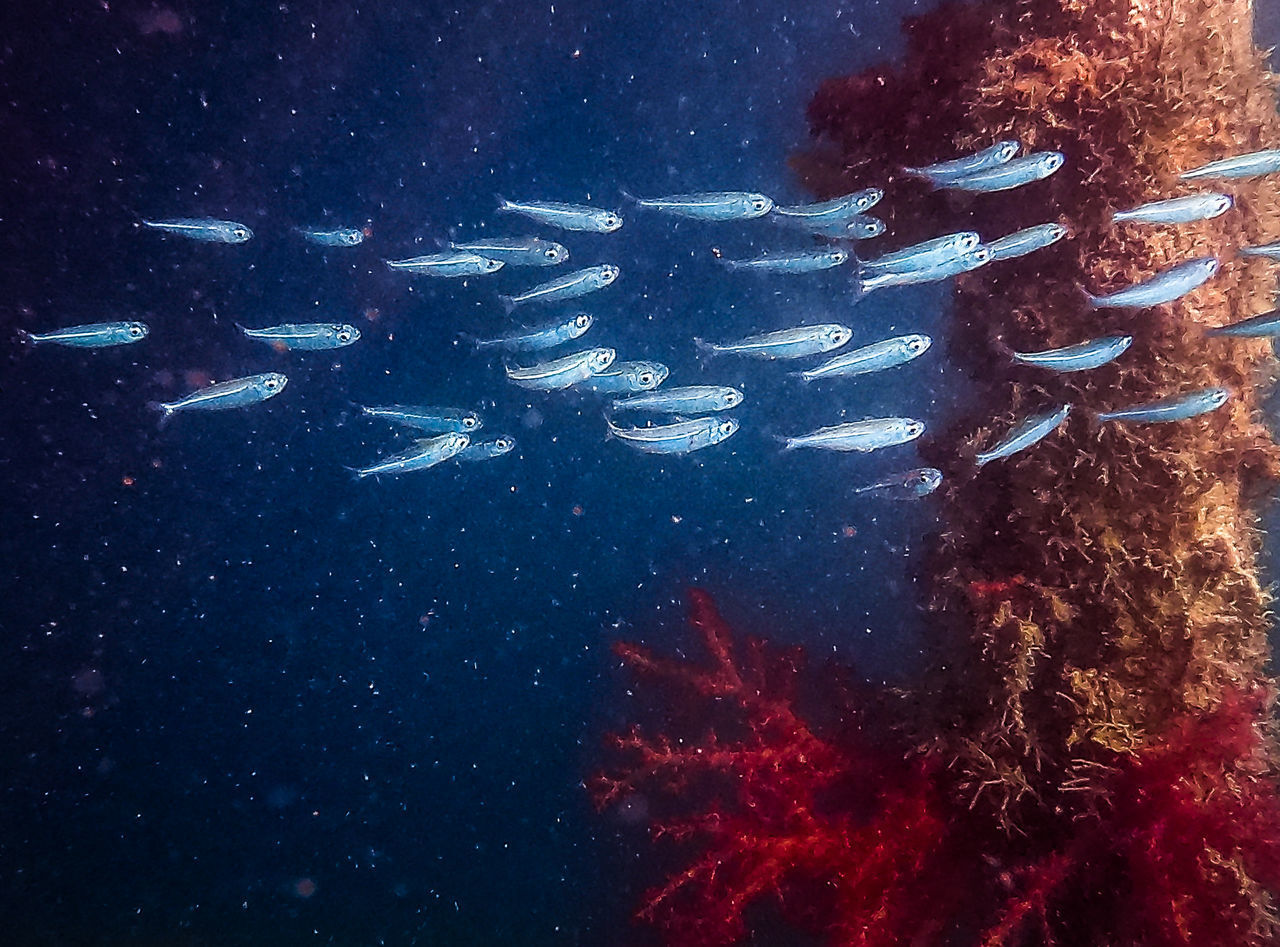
0 1 1062 943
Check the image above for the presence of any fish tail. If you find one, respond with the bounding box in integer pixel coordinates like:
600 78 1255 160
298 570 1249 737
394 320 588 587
148 401 176 429
788 370 812 383
494 194 513 213
773 434 796 451
1077 283 1100 308
692 337 716 356
618 188 645 205
459 331 489 351
15 328 36 345
234 322 250 336
498 295 517 315
342 465 370 480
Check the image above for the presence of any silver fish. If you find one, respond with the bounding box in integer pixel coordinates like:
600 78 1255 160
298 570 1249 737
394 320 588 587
782 418 924 452
448 237 569 267
939 152 1065 193
772 188 883 220
975 404 1069 467
862 231 982 274
796 334 931 382
473 312 593 352
1112 193 1233 225
622 190 773 220
457 436 517 462
852 467 943 497
349 432 470 479
496 197 622 233
239 323 360 350
859 246 991 293
720 248 849 273
19 321 148 348
573 360 669 393
152 372 287 425
774 214 885 239
902 141 1021 184
499 265 619 312
295 226 364 246
505 347 616 390
361 405 482 433
986 223 1068 262
1206 309 1280 337
1011 335 1132 372
384 252 504 277
696 324 852 359
607 416 739 454
142 218 253 243
1180 149 1280 180
1096 387 1230 423
611 385 743 414
1084 256 1218 308
1237 242 1280 260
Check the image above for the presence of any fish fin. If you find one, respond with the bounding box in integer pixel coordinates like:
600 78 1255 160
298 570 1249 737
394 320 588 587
148 401 176 430
498 295 517 315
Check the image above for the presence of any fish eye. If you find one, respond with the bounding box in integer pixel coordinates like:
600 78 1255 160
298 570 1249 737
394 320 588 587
129 325 143 337
751 198 768 211
544 247 559 259
638 372 654 386
234 227 249 240
719 421 734 435
574 314 591 329
463 416 478 429
265 378 279 389
604 214 621 229
338 330 351 342
497 437 513 449
1045 153 1064 169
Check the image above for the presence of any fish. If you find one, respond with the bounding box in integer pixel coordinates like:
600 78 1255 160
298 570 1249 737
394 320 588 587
505 347 616 390
852 467 943 497
239 323 360 350
457 436 517 462
773 214 885 239
359 405 483 433
771 188 883 220
383 252 504 277
611 385 744 414
1083 256 1219 308
141 218 253 243
622 190 773 220
1112 192 1233 224
696 324 852 359
151 372 287 426
861 231 982 274
719 248 849 273
1011 335 1132 372
975 404 1070 467
1237 242 1280 260
859 246 992 293
295 226 364 246
1180 149 1280 180
1096 386 1230 423
498 265 619 312
573 360 669 393
447 237 569 267
472 312 593 351
902 141 1021 184
496 197 622 233
606 416 740 454
986 223 1068 262
781 418 924 452
18 321 149 348
1206 309 1280 337
795 334 931 382
348 432 470 479
938 152 1065 192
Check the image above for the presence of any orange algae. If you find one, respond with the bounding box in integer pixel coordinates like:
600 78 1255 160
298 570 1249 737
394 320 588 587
596 0 1280 943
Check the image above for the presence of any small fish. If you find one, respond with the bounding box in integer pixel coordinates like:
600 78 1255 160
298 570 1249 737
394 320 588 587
505 347 616 390
447 237 569 267
696 324 852 360
1083 256 1218 308
861 231 982 275
1096 387 1230 424
151 372 287 426
611 385 743 414
1011 335 1132 373
1112 193 1232 225
1237 242 1280 260
573 360 669 393
719 248 849 273
852 467 943 497
472 312 593 352
496 197 622 233
607 416 739 454
1180 149 1280 180
1206 309 1280 337
774 214 885 239
986 223 1068 262
142 218 253 243
384 252 504 277
781 418 924 452
902 141 1021 184
239 323 360 350
859 246 991 293
360 404 482 433
295 226 364 246
772 188 883 220
622 190 773 221
457 436 517 462
796 334 931 382
498 264 619 312
938 152 1065 193
18 321 149 348
349 433 470 479
975 404 1069 467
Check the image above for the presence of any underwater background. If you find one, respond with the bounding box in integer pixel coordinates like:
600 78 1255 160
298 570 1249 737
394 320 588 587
4 0 1280 945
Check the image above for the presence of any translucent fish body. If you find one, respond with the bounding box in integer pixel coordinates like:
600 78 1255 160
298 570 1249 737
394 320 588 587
862 232 981 275
1084 256 1218 308
457 437 517 462
20 321 149 347
607 416 739 454
975 405 1070 467
698 324 852 359
1011 335 1132 373
986 223 1068 262
798 334 931 381
782 418 924 452
495 198 622 233
384 252 503 277
499 265 619 311
505 347 616 390
142 218 253 243
154 373 287 422
360 405 482 433
1180 149 1280 180
860 247 991 292
625 191 773 220
611 386 743 414
939 152 1065 192
721 248 848 273
474 312 593 352
1206 309 1280 337
448 237 569 267
296 227 364 246
573 361 669 393
902 141 1021 184
772 188 883 220
350 433 469 478
852 467 943 497
240 323 360 350
1096 387 1230 423
1112 193 1232 224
